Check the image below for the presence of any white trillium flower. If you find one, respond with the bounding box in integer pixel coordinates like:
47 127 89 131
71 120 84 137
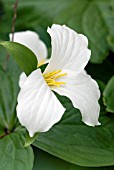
14 24 100 137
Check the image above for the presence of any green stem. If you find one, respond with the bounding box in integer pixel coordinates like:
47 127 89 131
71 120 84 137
3 0 18 70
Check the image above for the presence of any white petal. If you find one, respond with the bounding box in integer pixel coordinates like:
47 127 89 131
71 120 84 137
19 72 27 88
17 69 65 137
9 30 47 63
44 24 91 74
52 70 100 126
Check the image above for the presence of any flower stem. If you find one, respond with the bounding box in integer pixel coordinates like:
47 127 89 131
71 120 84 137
3 0 19 70
11 0 18 42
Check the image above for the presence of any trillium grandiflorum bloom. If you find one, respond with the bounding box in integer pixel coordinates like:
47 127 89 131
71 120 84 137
14 24 100 137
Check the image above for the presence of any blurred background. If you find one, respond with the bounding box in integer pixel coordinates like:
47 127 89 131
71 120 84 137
0 0 114 170
1 0 114 79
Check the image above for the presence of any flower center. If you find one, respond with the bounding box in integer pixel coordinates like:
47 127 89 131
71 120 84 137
43 70 67 87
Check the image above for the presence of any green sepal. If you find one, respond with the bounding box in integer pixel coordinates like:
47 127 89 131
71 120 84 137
25 131 40 147
39 63 48 73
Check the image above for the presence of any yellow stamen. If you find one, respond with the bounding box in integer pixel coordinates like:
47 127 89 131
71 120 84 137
43 70 67 87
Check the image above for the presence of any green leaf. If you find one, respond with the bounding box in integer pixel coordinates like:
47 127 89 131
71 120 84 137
33 147 114 170
0 69 19 129
25 131 39 147
33 147 72 170
0 131 34 170
0 41 37 76
0 49 21 134
0 46 21 142
103 75 114 113
33 96 114 167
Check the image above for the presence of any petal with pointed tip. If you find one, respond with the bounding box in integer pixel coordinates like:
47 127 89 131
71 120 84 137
44 24 91 74
17 69 65 137
52 70 100 126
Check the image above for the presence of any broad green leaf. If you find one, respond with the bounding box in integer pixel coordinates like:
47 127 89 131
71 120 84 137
0 49 21 135
33 147 114 170
0 69 19 129
33 147 72 170
103 75 114 113
0 41 37 76
33 96 114 167
0 46 21 140
0 131 34 170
